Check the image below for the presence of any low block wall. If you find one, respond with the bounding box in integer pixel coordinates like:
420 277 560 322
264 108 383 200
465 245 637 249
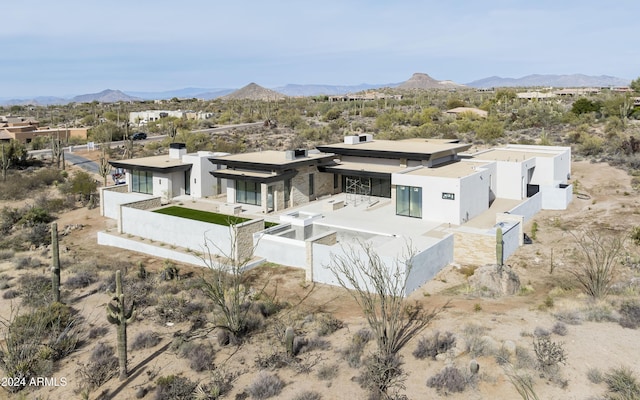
100 186 152 219
255 234 306 268
542 184 573 210
454 222 520 265
508 192 541 222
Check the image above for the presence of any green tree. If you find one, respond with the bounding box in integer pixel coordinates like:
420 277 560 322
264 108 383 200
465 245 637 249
89 121 124 143
70 171 97 201
571 98 601 115
630 76 640 93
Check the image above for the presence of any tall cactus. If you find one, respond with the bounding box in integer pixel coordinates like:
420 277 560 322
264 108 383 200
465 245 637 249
107 270 136 381
51 222 61 303
496 227 504 267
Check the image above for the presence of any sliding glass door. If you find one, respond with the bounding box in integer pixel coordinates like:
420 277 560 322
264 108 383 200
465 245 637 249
396 185 422 218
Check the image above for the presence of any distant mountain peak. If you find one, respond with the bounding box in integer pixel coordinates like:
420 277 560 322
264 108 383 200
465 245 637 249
397 72 465 90
71 89 141 103
466 74 631 88
221 83 287 101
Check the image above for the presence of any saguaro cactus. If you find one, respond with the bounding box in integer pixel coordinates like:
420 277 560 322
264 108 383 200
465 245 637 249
284 326 295 356
107 270 136 381
51 222 61 303
496 227 504 267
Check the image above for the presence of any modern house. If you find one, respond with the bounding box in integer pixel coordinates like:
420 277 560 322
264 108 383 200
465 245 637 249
99 135 572 295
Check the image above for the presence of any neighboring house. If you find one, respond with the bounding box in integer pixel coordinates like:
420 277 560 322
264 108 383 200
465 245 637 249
0 117 87 144
445 107 488 119
129 110 213 126
516 91 556 100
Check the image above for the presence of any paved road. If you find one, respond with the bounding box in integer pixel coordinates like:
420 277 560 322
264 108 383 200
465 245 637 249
64 152 99 174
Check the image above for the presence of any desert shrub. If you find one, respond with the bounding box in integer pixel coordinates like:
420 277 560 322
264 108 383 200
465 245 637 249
14 256 40 270
317 363 339 381
0 303 81 391
131 330 162 350
0 249 14 260
605 366 640 400
194 367 238 399
65 270 98 290
177 341 215 372
427 366 469 394
341 328 372 368
587 367 604 384
77 343 118 390
552 322 568 336
17 273 53 308
495 346 512 365
358 352 406 399
26 222 51 247
585 303 618 322
2 289 19 299
554 309 583 325
88 326 109 339
0 275 12 289
254 351 290 370
316 313 344 336
413 330 456 360
618 300 640 329
155 375 198 400
297 336 331 354
515 345 536 370
156 294 204 323
291 390 322 400
247 372 284 400
533 327 550 337
533 336 567 374
462 324 490 357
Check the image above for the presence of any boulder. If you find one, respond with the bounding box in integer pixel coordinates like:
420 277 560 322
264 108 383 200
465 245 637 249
468 264 521 297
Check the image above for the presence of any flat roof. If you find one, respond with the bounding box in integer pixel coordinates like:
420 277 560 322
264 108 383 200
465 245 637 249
471 148 556 162
317 139 472 160
404 161 491 179
109 155 191 173
321 160 407 175
209 150 335 171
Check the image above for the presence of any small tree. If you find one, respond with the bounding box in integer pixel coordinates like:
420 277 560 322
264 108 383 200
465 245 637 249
569 229 625 299
326 240 441 398
199 225 264 341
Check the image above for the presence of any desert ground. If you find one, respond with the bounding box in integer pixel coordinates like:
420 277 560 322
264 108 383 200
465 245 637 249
1 152 639 400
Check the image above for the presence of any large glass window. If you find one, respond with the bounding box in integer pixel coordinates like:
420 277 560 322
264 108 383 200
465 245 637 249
341 175 391 198
235 180 261 206
131 170 153 194
396 185 422 218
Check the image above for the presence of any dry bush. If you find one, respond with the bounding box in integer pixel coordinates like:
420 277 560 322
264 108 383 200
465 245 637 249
88 326 109 339
587 367 604 384
156 294 204 323
317 363 339 381
533 336 567 374
154 375 198 400
462 324 491 357
291 390 322 400
17 273 53 308
341 328 372 368
554 309 583 325
65 270 98 290
358 353 406 399
76 343 118 390
131 330 162 350
427 366 470 394
618 300 640 329
2 289 19 299
552 322 568 336
14 256 41 270
315 313 344 336
413 330 456 360
247 372 284 399
176 341 215 372
605 366 640 400
0 249 14 260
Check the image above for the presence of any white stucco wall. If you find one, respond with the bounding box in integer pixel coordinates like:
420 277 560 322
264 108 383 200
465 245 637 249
182 152 229 198
100 189 154 219
119 207 232 256
494 159 536 200
541 184 573 209
153 171 184 201
405 235 454 295
507 192 542 222
458 169 491 224
254 234 306 268
393 173 461 224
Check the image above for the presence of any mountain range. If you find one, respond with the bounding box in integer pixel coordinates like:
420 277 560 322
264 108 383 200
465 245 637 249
0 73 631 106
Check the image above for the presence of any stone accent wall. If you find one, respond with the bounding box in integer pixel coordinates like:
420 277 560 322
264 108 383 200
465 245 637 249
273 181 285 211
315 170 334 198
291 167 310 207
234 219 265 262
453 231 494 265
104 185 129 193
124 197 162 210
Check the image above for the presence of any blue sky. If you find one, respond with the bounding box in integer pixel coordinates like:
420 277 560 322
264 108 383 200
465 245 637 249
1 0 638 98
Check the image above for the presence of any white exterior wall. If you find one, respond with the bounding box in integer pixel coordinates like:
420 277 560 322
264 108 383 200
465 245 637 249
311 236 454 297
494 158 536 200
507 192 542 221
101 190 154 219
541 184 573 209
154 171 183 201
392 173 458 224
405 235 454 295
182 152 229 198
226 180 236 203
119 207 232 255
254 234 306 268
458 168 491 224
